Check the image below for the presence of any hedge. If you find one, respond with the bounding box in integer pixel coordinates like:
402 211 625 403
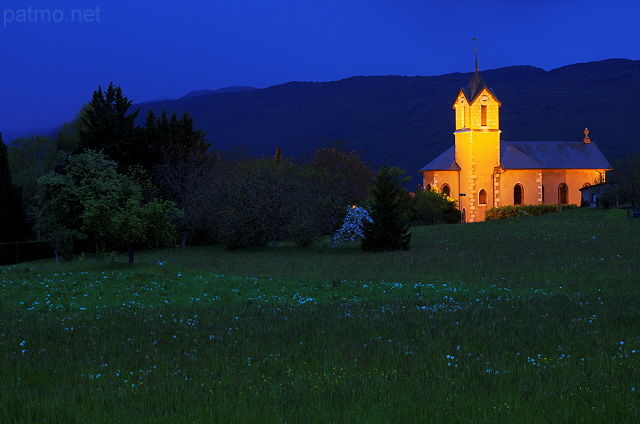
485 204 577 221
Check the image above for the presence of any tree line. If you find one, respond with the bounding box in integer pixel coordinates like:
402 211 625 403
1 83 460 260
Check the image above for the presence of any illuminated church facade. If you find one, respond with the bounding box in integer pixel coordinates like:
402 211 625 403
419 70 611 223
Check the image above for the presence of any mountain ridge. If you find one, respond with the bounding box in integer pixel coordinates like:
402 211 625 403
181 86 258 98
136 59 640 182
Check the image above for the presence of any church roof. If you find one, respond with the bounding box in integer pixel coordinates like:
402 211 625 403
501 141 611 170
461 72 498 103
420 141 611 172
419 146 460 171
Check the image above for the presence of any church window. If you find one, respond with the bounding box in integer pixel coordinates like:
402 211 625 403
425 184 431 191
478 189 487 205
514 184 523 205
481 105 487 126
558 183 568 204
441 184 451 197
541 184 545 203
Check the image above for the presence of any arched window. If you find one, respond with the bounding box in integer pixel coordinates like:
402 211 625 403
459 98 466 128
425 184 431 192
541 184 545 203
441 184 451 197
558 183 568 204
478 189 487 205
481 95 489 127
514 184 523 205
582 182 591 189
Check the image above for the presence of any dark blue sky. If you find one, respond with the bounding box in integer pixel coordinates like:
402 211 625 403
1 0 639 135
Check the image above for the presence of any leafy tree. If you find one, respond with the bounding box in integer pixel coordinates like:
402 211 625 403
34 173 77 259
55 104 93 153
332 206 372 245
184 149 240 244
309 144 374 234
413 187 459 225
219 155 331 249
309 143 373 204
361 166 412 252
220 158 296 249
148 111 212 246
83 185 181 263
77 83 141 171
610 152 640 209
34 150 181 262
34 151 122 259
0 134 28 242
217 145 374 249
283 164 334 247
7 135 60 219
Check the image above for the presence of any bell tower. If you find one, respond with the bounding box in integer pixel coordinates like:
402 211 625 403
452 68 502 222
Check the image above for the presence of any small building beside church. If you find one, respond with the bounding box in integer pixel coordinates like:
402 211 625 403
420 70 611 222
579 182 621 208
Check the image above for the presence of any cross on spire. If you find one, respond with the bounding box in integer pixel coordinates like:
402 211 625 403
473 37 479 73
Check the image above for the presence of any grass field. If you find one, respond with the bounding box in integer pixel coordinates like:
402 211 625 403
1 208 639 423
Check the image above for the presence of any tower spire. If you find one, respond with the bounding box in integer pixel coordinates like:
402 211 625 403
473 37 479 73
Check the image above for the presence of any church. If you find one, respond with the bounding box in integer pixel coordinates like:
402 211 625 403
419 69 611 223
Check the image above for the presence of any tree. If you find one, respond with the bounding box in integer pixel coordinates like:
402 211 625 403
309 144 374 235
77 83 142 171
144 110 210 169
220 157 297 249
332 206 372 245
413 187 459 225
83 186 182 263
34 150 181 262
610 152 640 209
0 134 28 242
7 135 60 221
218 155 330 249
214 145 374 249
34 151 122 259
148 111 212 246
309 143 373 204
361 166 412 252
55 104 92 152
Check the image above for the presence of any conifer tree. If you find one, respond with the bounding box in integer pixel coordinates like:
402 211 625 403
0 134 27 242
361 166 411 251
77 83 141 171
143 110 209 162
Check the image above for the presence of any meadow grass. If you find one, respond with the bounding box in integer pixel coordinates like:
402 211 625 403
1 208 639 423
